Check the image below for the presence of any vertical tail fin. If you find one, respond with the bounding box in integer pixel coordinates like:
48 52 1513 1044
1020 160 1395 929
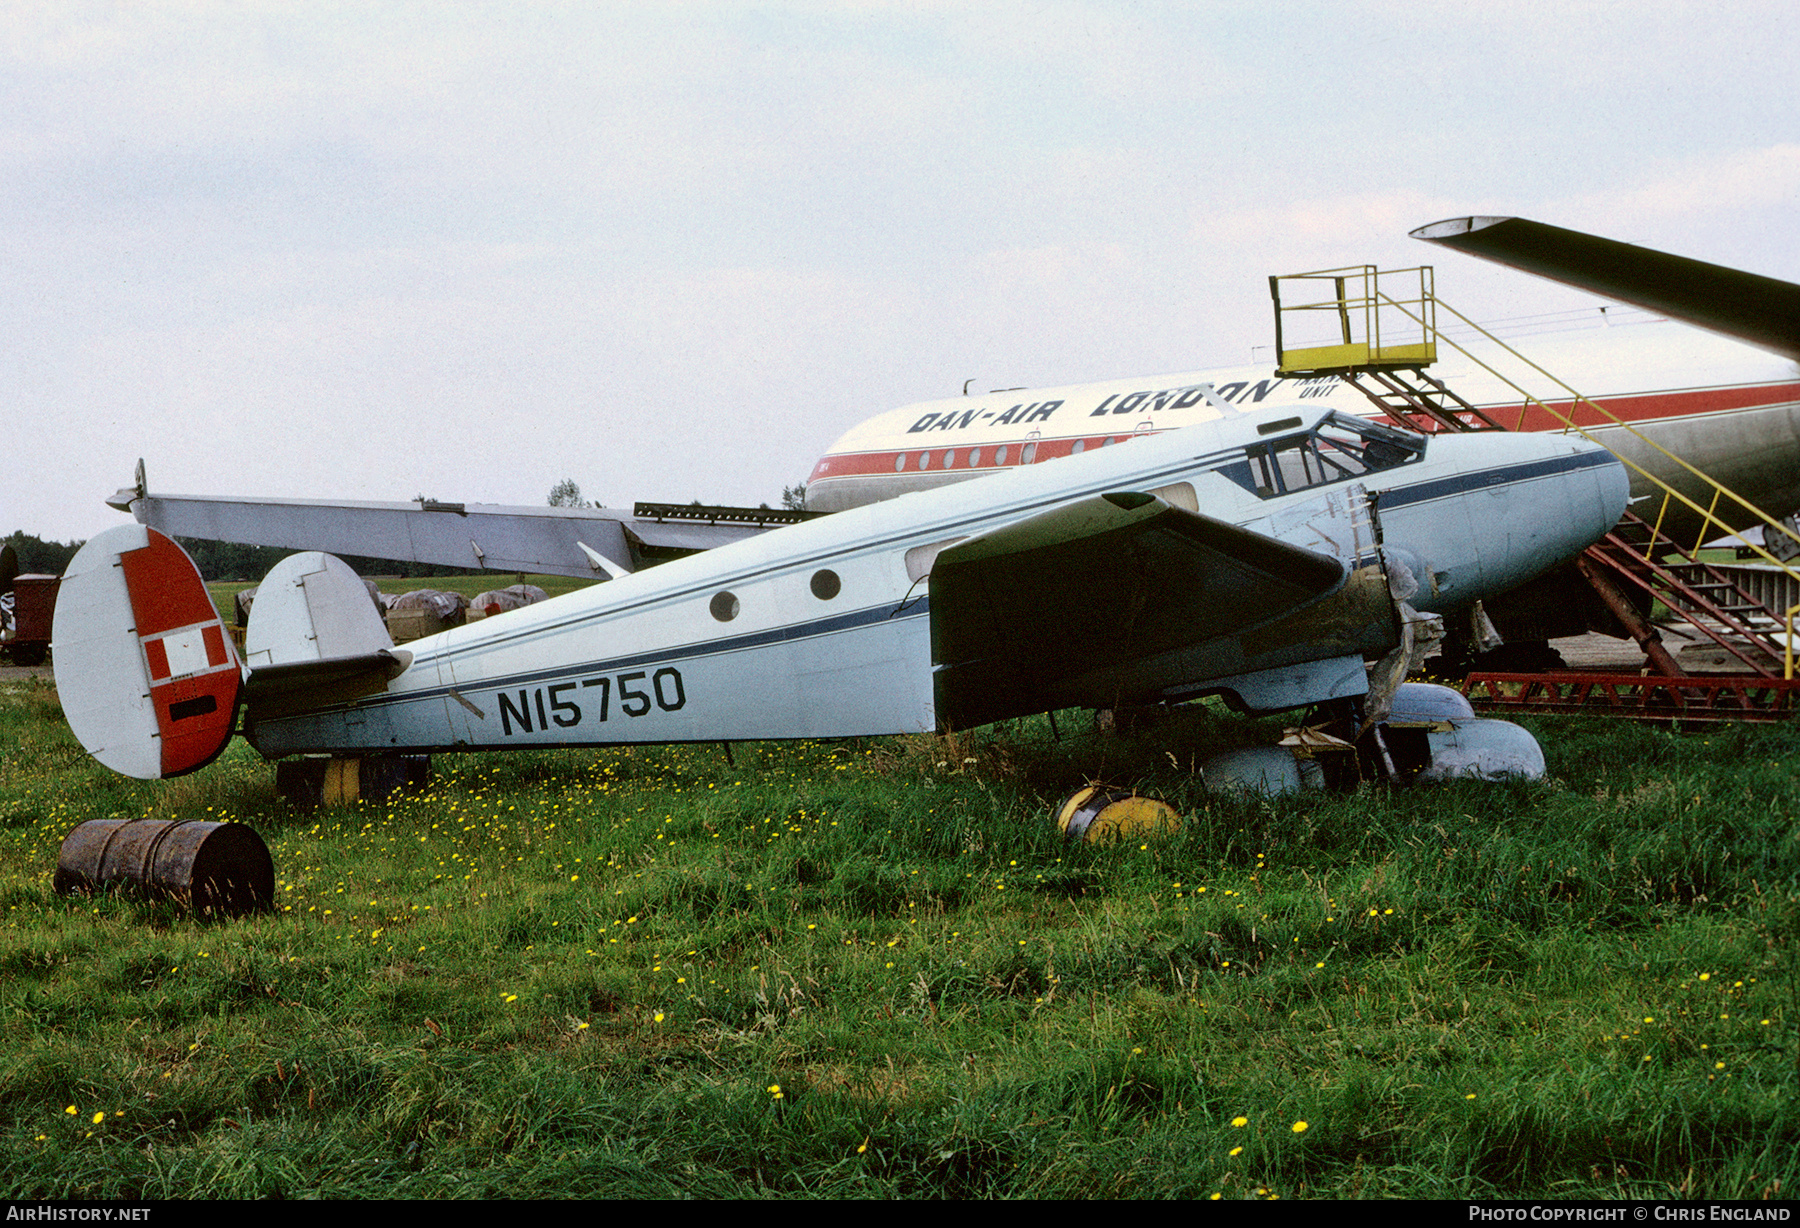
54 526 241 778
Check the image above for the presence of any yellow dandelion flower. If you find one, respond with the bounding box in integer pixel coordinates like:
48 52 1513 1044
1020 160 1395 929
64 1105 76 1116
91 1112 105 1125
1231 1116 1248 1128
1291 1120 1308 1134
768 1084 784 1099
1229 1146 1243 1157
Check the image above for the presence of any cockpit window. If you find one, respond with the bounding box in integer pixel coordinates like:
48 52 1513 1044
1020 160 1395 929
1215 412 1425 499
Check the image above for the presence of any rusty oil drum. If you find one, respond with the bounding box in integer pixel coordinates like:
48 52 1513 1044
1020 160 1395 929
54 819 274 916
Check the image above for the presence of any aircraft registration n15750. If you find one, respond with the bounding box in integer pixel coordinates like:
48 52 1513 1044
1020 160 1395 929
54 403 1626 780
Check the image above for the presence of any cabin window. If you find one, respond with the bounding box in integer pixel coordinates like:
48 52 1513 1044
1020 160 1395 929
969 448 982 467
810 569 841 600
1215 412 1425 500
905 537 967 583
710 591 740 622
1071 439 1085 454
943 450 956 469
1148 482 1198 512
894 454 907 473
1022 441 1038 464
995 446 1008 465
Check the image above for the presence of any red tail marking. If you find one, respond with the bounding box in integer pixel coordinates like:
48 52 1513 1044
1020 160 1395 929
120 532 220 637
117 530 241 776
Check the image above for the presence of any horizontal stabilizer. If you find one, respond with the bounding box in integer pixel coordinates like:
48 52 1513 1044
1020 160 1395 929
53 526 240 779
1411 215 1800 360
243 650 413 700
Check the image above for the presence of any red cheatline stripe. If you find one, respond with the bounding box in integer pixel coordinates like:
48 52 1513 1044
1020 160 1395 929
810 384 1800 479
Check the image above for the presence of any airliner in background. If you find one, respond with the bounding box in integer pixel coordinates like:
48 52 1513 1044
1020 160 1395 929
805 307 1800 528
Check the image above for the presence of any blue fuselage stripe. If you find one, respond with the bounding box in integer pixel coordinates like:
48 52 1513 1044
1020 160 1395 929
1377 449 1614 510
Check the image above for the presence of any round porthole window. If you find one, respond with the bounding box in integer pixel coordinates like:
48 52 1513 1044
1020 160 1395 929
810 569 841 600
1022 441 1038 464
1071 439 1085 454
894 453 907 472
709 591 740 622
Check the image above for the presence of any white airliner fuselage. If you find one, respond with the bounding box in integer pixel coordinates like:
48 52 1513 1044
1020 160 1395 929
805 316 1800 540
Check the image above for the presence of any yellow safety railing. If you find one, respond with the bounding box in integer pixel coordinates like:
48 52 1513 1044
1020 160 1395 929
1270 266 1438 375
1788 602 1800 681
1374 289 1800 606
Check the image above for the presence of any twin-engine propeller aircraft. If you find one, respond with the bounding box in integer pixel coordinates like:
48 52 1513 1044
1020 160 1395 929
57 404 1625 782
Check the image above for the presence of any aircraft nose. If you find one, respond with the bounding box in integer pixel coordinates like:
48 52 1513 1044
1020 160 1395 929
1470 434 1628 596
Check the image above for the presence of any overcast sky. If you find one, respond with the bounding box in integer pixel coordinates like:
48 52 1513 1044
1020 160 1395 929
5 1 1798 542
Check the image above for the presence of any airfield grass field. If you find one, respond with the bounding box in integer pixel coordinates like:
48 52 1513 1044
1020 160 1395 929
1 671 1796 1200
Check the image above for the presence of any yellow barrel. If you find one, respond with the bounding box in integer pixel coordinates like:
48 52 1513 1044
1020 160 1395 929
1055 786 1181 844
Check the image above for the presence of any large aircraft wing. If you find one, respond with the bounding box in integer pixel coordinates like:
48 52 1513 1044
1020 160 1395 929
1410 216 1800 361
107 462 803 579
928 490 1349 726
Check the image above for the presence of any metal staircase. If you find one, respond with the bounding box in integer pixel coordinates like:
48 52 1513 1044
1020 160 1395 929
1269 263 1800 719
1337 366 1508 435
1585 511 1789 677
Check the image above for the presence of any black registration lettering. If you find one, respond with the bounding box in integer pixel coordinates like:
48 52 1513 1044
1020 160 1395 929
498 690 532 735
618 671 652 717
498 667 688 736
653 667 686 711
549 682 581 727
581 676 611 721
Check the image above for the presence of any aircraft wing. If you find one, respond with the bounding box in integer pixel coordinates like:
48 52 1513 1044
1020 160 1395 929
928 490 1349 726
1410 215 1800 361
108 465 800 579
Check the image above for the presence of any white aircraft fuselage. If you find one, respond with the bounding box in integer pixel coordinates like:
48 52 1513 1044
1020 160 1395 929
238 405 1625 758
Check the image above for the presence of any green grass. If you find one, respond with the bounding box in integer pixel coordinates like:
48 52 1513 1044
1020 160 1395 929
1 676 1796 1199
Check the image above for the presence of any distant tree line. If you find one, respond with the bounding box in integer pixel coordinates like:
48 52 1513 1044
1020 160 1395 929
3 531 82 576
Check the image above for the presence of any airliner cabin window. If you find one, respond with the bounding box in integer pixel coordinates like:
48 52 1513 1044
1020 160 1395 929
1215 413 1424 499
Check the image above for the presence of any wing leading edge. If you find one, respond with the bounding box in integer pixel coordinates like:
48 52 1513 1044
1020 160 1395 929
108 463 784 579
1410 215 1800 361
